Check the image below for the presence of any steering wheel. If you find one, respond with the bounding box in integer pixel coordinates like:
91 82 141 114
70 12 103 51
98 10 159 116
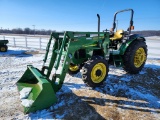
103 29 110 32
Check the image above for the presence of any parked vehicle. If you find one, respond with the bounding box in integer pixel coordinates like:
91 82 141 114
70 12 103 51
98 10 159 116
0 40 9 52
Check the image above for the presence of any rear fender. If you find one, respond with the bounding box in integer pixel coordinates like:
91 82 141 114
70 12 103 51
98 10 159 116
119 34 146 55
0 40 9 45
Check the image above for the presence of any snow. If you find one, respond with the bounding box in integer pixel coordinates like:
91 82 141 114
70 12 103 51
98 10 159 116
21 99 34 107
145 37 160 59
19 87 34 108
0 36 160 119
128 88 160 107
29 109 53 119
145 62 160 69
20 87 32 99
120 77 131 82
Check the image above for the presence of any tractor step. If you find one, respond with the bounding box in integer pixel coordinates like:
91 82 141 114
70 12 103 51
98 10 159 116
110 50 120 55
113 55 123 67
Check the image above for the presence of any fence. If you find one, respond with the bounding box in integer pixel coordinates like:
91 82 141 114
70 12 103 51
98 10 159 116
0 34 160 58
0 34 50 50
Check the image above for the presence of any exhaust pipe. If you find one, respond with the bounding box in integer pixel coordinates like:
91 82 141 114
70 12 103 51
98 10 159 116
97 14 100 33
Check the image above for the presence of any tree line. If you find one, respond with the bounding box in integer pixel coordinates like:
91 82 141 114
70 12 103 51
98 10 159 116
132 30 160 37
0 28 160 36
0 28 54 35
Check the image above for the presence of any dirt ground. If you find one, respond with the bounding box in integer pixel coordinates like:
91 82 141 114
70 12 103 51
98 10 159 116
0 57 160 120
52 60 160 120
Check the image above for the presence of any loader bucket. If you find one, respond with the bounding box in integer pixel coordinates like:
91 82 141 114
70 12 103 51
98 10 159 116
16 65 57 114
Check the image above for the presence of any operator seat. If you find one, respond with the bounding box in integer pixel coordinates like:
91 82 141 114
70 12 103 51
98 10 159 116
110 29 124 41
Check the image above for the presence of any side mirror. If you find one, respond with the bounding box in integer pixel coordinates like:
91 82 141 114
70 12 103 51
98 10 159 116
130 26 134 30
110 28 114 32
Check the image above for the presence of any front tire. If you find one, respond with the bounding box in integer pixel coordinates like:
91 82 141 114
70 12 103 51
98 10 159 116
68 63 80 75
81 56 109 87
0 45 8 52
123 40 147 74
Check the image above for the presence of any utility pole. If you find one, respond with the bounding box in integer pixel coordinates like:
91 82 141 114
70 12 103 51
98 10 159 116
32 25 35 36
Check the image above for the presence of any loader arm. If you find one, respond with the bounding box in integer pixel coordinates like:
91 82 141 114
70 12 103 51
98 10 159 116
43 31 110 92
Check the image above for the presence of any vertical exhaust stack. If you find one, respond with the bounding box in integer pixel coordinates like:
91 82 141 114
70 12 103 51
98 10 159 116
97 14 100 37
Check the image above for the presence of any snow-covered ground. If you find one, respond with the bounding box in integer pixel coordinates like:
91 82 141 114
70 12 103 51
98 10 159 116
0 36 160 119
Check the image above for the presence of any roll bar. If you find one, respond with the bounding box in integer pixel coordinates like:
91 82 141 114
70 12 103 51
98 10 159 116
112 9 134 34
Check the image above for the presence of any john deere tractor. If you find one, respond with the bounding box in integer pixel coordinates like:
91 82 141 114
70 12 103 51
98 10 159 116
16 9 147 113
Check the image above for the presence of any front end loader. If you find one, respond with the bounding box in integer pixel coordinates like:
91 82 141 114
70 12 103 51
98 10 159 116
17 31 110 113
16 9 147 114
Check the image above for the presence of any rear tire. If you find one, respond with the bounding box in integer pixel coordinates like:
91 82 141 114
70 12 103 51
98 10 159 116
123 40 147 74
81 56 109 87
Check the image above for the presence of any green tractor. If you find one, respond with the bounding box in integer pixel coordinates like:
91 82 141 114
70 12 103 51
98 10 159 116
0 40 9 52
16 9 147 114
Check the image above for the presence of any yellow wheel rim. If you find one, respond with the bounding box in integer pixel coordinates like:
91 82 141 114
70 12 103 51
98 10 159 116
134 47 146 68
69 64 79 72
91 63 106 83
1 47 6 52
